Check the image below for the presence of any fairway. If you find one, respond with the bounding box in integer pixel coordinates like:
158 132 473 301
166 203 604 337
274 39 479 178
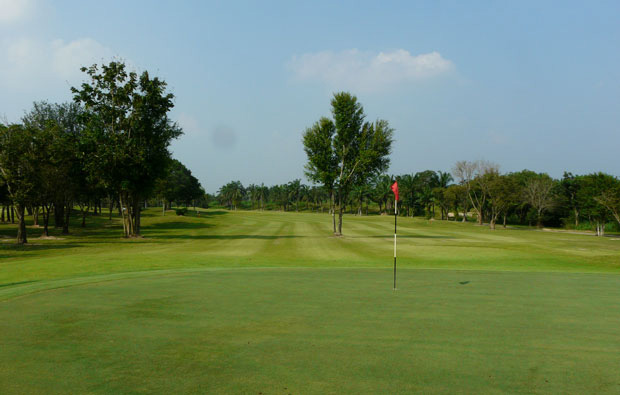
2 210 620 393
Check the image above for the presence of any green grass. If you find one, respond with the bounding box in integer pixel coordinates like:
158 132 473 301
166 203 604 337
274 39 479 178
1 209 620 393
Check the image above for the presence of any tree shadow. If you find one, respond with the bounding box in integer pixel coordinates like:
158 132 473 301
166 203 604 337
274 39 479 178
0 243 83 254
362 235 455 239
144 221 214 231
201 210 229 216
0 280 38 288
146 234 306 240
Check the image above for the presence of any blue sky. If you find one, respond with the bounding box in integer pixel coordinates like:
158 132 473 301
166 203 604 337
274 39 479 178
1 0 619 192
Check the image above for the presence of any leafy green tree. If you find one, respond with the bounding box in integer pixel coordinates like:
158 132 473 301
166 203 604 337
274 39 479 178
443 184 467 221
73 61 182 237
218 181 245 210
486 173 520 229
0 124 39 244
437 171 453 188
22 101 85 234
303 92 393 235
398 174 416 216
523 173 556 228
258 183 268 210
303 117 338 230
595 182 620 228
560 172 582 227
288 179 302 212
453 160 499 225
351 184 371 215
371 174 393 214
577 173 618 236
414 170 440 218
155 159 204 213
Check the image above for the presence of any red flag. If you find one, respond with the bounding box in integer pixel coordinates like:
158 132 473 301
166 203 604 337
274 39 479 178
391 181 399 201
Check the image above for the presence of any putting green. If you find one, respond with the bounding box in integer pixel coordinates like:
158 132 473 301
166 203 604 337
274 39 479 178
2 268 620 393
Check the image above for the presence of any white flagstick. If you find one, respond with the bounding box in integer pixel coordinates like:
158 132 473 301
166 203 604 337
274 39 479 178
393 197 397 290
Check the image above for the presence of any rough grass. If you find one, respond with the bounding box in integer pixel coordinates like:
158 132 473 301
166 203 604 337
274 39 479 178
1 209 620 393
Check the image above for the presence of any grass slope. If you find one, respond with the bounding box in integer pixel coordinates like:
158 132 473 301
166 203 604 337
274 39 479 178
1 209 620 393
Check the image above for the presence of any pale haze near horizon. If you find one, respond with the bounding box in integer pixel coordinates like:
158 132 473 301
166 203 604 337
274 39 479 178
1 0 618 193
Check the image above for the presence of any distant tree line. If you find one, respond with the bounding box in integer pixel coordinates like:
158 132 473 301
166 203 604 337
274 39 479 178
0 61 204 244
215 161 620 237
212 92 620 237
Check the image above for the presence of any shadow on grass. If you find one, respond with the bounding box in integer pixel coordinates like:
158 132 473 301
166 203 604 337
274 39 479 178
0 280 38 288
144 221 214 231
146 234 305 240
143 209 229 218
0 243 82 256
201 210 229 216
361 235 455 239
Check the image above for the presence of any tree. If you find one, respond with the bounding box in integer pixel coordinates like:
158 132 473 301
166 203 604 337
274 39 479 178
303 92 393 235
0 124 38 244
73 61 182 237
303 117 338 231
560 172 582 227
437 171 453 188
414 170 440 218
218 181 244 210
443 184 467 221
398 174 416 217
577 173 618 236
486 173 519 230
22 101 84 235
351 184 370 215
288 179 302 212
596 183 620 228
523 174 556 228
155 159 204 213
453 160 499 225
371 174 393 215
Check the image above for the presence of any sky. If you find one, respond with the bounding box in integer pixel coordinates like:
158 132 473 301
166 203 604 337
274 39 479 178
1 0 619 192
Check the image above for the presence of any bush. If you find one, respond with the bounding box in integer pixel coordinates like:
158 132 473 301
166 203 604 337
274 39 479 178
175 208 187 216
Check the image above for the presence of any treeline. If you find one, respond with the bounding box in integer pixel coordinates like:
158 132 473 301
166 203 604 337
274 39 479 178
215 160 620 236
215 92 620 237
0 61 204 244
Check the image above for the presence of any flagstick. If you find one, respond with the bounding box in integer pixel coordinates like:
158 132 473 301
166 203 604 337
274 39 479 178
393 197 397 290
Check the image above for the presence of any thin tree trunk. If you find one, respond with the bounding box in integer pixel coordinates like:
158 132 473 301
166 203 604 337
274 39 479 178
81 205 88 227
331 190 336 234
42 205 50 237
574 208 579 228
503 213 507 228
16 204 27 244
63 202 70 234
337 192 343 235
133 196 141 236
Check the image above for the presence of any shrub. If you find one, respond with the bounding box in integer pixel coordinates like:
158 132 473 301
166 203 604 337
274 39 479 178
175 208 187 216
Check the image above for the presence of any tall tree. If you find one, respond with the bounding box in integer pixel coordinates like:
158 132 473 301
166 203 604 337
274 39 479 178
303 117 338 231
453 160 499 225
22 101 84 235
0 124 38 244
577 173 617 236
486 173 520 230
303 92 393 235
523 174 556 228
73 61 182 237
560 172 582 227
